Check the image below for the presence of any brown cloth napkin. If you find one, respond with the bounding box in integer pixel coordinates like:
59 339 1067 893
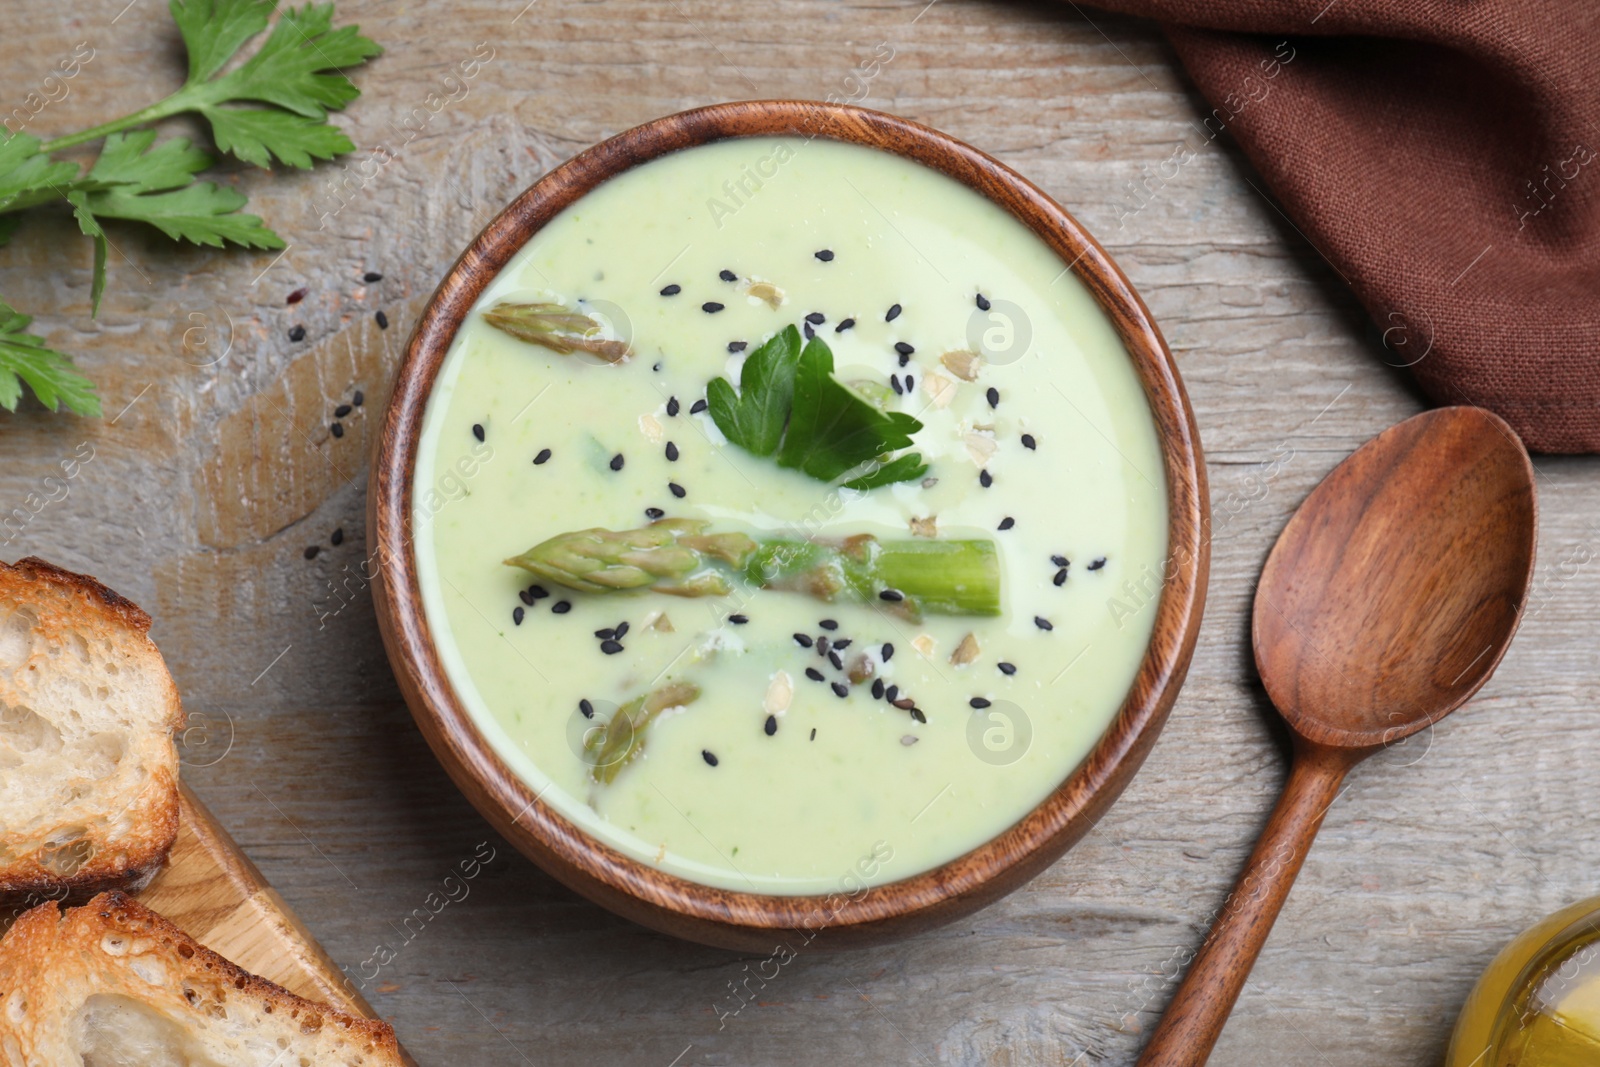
1087 0 1600 453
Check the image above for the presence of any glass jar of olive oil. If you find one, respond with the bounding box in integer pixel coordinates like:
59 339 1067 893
1448 897 1600 1066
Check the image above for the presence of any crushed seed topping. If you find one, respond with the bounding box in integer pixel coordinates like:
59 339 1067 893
660 284 681 296
534 448 552 465
669 482 686 498
835 318 855 332
998 662 1017 675
609 453 625 471
885 303 902 321
794 633 813 648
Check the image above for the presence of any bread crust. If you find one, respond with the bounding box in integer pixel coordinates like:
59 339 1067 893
0 557 185 897
0 892 401 1063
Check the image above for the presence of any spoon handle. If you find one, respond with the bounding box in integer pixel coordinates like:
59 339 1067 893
1136 746 1352 1066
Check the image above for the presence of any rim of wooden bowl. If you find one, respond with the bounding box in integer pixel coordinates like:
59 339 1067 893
370 100 1209 949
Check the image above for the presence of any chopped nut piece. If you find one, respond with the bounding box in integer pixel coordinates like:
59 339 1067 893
911 633 937 658
746 281 786 309
921 369 958 408
941 349 984 381
764 670 794 716
654 843 667 864
638 412 664 443
909 516 938 538
641 610 674 633
950 632 981 666
965 431 998 468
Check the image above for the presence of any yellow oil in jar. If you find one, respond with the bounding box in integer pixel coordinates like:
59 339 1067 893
1448 898 1600 1066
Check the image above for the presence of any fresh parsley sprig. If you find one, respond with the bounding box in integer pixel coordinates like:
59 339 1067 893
0 0 380 416
707 325 929 491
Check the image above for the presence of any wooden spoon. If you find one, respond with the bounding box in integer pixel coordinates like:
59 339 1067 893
1137 407 1537 1066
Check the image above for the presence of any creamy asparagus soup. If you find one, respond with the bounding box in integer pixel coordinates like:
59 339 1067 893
414 136 1167 894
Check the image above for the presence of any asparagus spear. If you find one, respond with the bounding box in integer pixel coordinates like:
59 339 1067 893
587 681 700 784
507 519 1001 616
481 301 630 362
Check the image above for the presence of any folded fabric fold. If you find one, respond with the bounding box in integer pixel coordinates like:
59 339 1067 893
1088 0 1600 452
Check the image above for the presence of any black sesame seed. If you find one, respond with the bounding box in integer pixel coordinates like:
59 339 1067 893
1054 568 1068 586
894 341 914 356
891 697 915 710
794 633 813 648
533 448 552 465
1022 434 1037 450
667 397 680 416
804 322 815 340
910 707 927 723
513 606 525 625
331 422 345 438
727 341 747 353
702 302 725 314
665 441 679 462
832 639 851 650
980 470 993 488
886 303 902 321
719 269 738 282
600 639 624 654
871 679 885 699
1089 557 1107 571
528 585 548 599
810 728 817 741
886 685 900 702
999 517 1016 531
835 318 855 332
702 750 719 766
579 698 595 718
669 482 686 498
1034 616 1054 631
890 375 903 395
998 661 1017 675
976 293 991 311
352 390 364 406
552 600 571 613
764 715 778 736
645 507 665 519
970 697 991 709
898 351 910 367
881 642 894 661
820 619 839 631
1051 554 1069 567
691 399 708 414
653 361 663 372
335 403 352 418
331 527 344 546
288 324 306 342
729 614 749 624
986 386 1000 408
615 621 630 638
831 682 848 698
518 589 535 606
904 374 914 391
303 545 320 560
364 271 384 283
815 249 835 261
609 453 625 471
595 627 616 639
816 636 830 656
805 667 825 682
805 312 825 325
375 310 389 330
660 284 681 296
828 650 844 670
472 423 485 442
879 588 904 602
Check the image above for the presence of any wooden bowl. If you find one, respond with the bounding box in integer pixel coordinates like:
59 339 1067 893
370 100 1209 951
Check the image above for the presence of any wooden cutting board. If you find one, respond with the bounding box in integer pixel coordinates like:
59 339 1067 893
136 783 418 1065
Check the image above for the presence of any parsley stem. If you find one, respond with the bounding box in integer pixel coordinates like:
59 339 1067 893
40 95 190 154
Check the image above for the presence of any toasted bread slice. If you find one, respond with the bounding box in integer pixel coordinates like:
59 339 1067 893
0 891 402 1065
0 557 184 895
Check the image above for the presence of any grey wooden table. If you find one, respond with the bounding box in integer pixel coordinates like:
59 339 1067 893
5 1 1597 1062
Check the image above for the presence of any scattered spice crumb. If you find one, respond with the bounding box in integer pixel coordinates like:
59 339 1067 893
645 507 664 519
375 310 389 330
303 545 319 560
727 341 747 352
335 403 352 418
288 324 306 342
1089 557 1107 570
287 286 308 305
729 614 749 625
331 527 344 546
331 422 344 438
363 271 383 283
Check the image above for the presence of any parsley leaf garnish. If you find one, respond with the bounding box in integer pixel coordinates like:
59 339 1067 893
0 301 101 417
708 325 928 489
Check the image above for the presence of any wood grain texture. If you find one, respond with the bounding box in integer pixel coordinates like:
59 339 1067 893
371 99 1209 951
2 1 1598 1063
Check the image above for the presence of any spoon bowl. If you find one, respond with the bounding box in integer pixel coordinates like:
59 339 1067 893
1254 406 1538 747
1139 406 1536 1066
